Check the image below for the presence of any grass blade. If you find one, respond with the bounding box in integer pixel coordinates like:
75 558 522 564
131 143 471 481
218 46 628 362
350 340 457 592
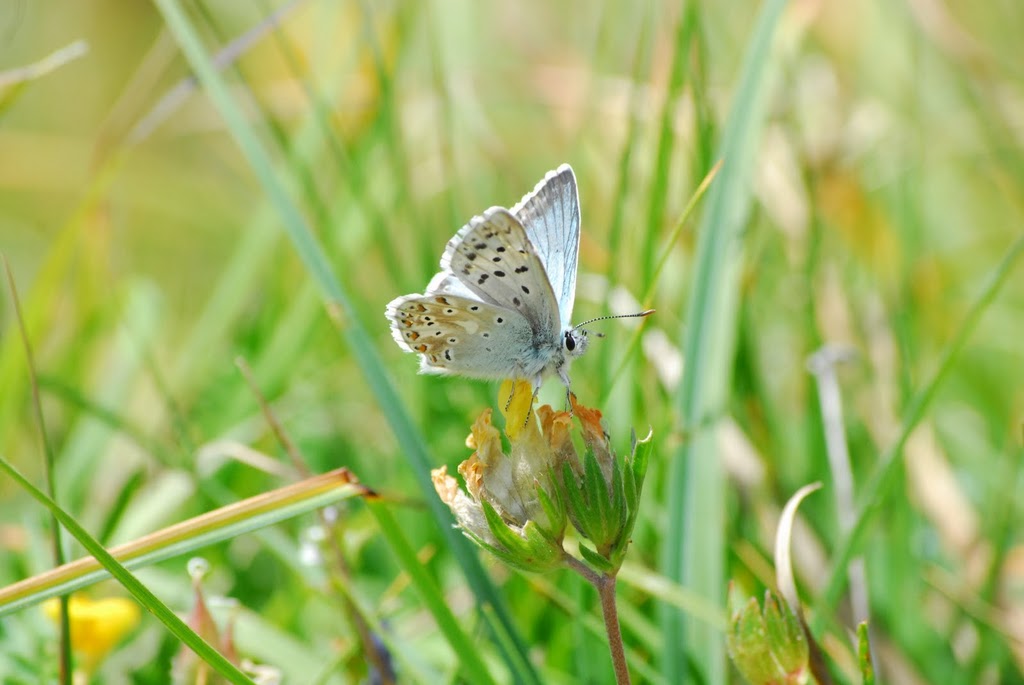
0 469 367 617
660 1 790 682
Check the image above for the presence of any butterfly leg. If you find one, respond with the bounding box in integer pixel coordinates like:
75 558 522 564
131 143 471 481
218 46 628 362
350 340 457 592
503 372 537 427
504 383 516 412
519 374 545 427
556 366 574 417
531 373 544 402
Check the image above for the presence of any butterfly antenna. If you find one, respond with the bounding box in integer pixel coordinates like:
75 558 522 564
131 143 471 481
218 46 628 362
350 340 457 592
572 309 655 332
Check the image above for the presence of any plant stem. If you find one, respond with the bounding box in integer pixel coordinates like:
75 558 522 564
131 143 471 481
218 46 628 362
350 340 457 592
562 552 600 584
563 553 631 684
597 575 631 685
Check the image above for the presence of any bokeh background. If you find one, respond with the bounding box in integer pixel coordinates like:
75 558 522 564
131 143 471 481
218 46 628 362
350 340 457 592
2 0 1023 683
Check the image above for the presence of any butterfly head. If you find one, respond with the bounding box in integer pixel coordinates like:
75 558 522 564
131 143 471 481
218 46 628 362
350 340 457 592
563 329 590 359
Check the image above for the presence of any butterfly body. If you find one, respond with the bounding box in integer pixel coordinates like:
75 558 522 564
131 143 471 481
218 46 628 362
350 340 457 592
386 164 587 392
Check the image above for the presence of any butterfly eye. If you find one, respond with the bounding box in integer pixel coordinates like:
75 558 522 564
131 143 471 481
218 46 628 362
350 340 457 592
564 332 576 352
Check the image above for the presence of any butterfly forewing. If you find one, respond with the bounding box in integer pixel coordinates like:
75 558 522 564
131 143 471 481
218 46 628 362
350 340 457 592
442 208 560 339
386 294 535 378
511 164 580 327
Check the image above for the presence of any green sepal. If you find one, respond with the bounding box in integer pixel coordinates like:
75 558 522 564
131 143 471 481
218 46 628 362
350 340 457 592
577 541 615 573
534 468 567 543
583 446 613 544
607 432 652 568
626 429 652 508
727 594 781 683
560 430 654 573
623 431 640 513
478 499 563 573
763 591 808 678
607 457 629 556
563 447 610 552
561 461 589 534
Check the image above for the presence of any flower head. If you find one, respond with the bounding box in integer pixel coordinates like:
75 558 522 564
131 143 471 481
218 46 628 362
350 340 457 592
433 380 651 574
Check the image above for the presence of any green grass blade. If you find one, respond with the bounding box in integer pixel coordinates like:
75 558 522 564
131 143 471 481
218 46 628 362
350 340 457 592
640 7 698 290
660 0 790 682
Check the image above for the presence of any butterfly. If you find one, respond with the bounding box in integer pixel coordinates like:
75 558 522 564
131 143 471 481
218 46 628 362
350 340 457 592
386 164 591 396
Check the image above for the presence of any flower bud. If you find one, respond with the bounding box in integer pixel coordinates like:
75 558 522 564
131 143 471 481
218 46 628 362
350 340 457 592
726 586 809 685
560 398 651 572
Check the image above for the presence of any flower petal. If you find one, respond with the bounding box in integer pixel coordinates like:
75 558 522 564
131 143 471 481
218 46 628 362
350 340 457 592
500 379 534 439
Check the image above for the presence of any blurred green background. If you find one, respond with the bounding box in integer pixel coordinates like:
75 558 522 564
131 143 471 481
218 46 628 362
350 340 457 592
1 0 1023 683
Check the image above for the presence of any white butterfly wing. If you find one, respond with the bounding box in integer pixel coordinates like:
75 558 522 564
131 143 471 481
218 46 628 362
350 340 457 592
386 293 536 379
511 164 581 328
440 207 561 339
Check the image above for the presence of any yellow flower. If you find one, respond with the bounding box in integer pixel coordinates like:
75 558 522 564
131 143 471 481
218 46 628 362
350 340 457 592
43 594 140 673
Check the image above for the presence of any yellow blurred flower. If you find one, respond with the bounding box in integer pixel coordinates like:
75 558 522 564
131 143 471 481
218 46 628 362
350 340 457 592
43 594 140 672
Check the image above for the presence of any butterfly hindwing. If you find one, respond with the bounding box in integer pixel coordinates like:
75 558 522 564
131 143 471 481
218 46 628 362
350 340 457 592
511 164 580 327
441 207 560 339
386 293 535 379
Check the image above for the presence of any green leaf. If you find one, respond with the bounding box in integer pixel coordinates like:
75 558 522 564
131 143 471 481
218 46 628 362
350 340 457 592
0 471 367 618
